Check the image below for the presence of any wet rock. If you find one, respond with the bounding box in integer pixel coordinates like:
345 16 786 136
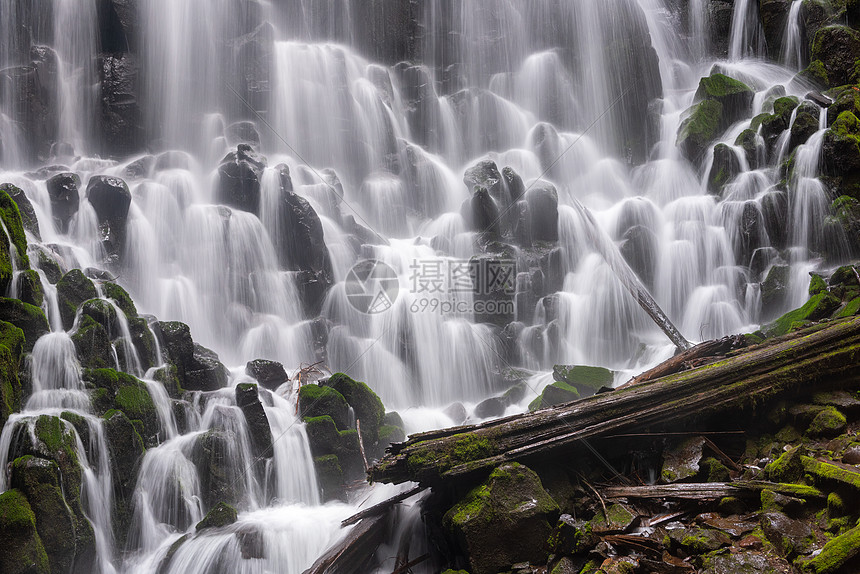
16 270 43 308
528 382 579 412
217 145 266 215
0 298 49 352
348 0 422 65
235 383 273 461
760 264 790 319
526 182 559 243
0 57 58 162
789 102 821 153
298 383 350 430
192 430 241 509
225 121 260 149
102 410 144 544
737 202 768 267
464 160 505 202
589 503 636 534
701 550 790 574
0 488 50 574
759 0 793 60
72 316 113 369
45 173 80 233
552 365 614 397
444 402 467 425
760 190 788 250
474 397 506 419
236 526 265 559
822 111 860 200
661 436 705 483
0 322 24 427
548 514 597 555
56 269 98 331
761 512 814 557
467 187 500 236
86 175 132 262
323 373 385 443
708 143 742 195
708 2 734 57
667 526 731 553
245 359 288 391
443 463 560 574
694 73 755 127
806 405 847 438
98 54 144 157
762 291 841 337
811 25 860 88
99 0 138 52
678 100 724 164
797 522 860 573
195 502 238 532
314 455 344 502
1 183 40 240
184 344 229 392
735 129 760 169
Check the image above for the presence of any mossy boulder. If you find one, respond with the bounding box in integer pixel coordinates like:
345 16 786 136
0 183 40 241
303 415 364 481
191 429 241 509
56 269 98 330
314 455 344 502
765 446 805 483
828 196 860 255
15 271 42 310
806 405 847 437
677 99 724 163
797 522 860 573
84 368 159 442
822 111 860 199
323 373 385 444
0 298 49 352
0 489 49 574
298 383 350 430
761 292 842 337
667 526 731 554
548 514 597 555
443 463 559 574
694 74 755 125
80 298 119 335
101 281 137 318
234 383 273 461
797 59 830 89
0 321 24 427
195 502 238 531
244 359 288 391
33 248 63 285
735 129 761 169
102 410 144 547
0 189 32 297
529 381 580 412
10 456 91 573
789 102 821 153
552 365 614 396
810 25 860 88
155 321 229 391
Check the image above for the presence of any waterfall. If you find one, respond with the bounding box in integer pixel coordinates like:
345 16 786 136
0 0 851 572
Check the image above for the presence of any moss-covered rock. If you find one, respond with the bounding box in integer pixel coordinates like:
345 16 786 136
668 526 731 554
822 111 860 200
735 128 761 169
762 292 841 337
552 365 614 396
80 298 119 336
806 405 847 437
84 368 159 442
797 522 860 573
15 270 43 309
532 381 580 411
443 463 559 574
797 59 830 89
0 183 39 241
694 74 755 124
0 298 49 352
0 321 24 428
100 281 137 318
789 102 821 153
191 429 241 509
765 446 805 483
323 373 385 444
677 99 724 163
314 454 344 502
128 317 157 372
810 25 860 88
234 383 273 461
71 316 113 369
0 489 50 574
298 383 350 430
0 189 31 297
56 269 98 330
102 409 144 547
10 456 88 573
195 502 238 531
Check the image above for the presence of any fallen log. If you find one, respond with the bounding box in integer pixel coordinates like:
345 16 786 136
303 514 386 574
369 317 860 486
602 481 823 501
341 485 426 527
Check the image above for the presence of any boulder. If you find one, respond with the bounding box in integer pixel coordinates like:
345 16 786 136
678 100 724 163
761 264 790 319
0 189 32 296
1 183 40 240
71 316 113 369
759 0 793 60
822 111 860 200
217 145 266 215
191 430 241 509
313 455 344 502
708 143 742 195
87 176 131 236
0 56 58 162
56 269 98 330
45 173 80 234
708 1 735 57
0 298 49 352
694 74 755 126
348 0 422 65
810 25 860 88
474 397 506 419
323 373 385 443
195 502 237 532
464 160 506 203
0 322 25 427
98 54 144 157
102 410 144 545
526 182 559 243
234 383 273 461
467 187 500 236
0 489 50 574
552 365 614 397
99 0 139 52
184 344 229 392
443 463 560 574
298 383 350 430
619 225 658 290
244 359 288 391
789 102 821 153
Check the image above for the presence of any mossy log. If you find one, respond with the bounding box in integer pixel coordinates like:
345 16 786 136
602 481 823 501
369 317 860 486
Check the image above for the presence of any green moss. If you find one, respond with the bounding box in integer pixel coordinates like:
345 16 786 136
297 383 350 430
677 99 723 158
806 405 847 437
750 112 770 131
114 384 155 422
101 282 137 318
765 446 805 483
324 373 385 443
798 523 860 573
809 274 828 296
802 456 860 491
774 96 800 119
695 73 753 100
799 59 830 87
835 297 860 317
71 316 112 369
762 292 842 337
314 454 344 501
552 365 613 395
0 189 31 268
0 488 50 574
0 297 49 352
528 395 543 412
55 269 98 330
195 502 237 531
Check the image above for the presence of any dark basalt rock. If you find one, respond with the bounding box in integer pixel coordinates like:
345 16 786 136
235 383 273 461
348 0 422 65
526 182 559 243
474 397 506 419
99 0 138 53
0 297 50 352
1 183 40 240
87 175 132 263
708 143 742 195
217 144 267 215
323 373 385 444
103 409 145 546
811 25 860 88
46 173 80 234
789 102 821 153
759 0 793 60
56 269 97 331
192 430 241 509
620 225 658 290
196 502 238 532
245 359 288 391
467 186 500 236
99 54 144 157
155 321 228 392
0 49 59 162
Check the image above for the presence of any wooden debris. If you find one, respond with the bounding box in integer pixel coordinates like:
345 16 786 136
341 485 426 527
602 481 823 501
303 514 386 574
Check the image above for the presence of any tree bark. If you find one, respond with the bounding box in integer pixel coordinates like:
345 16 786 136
369 317 860 486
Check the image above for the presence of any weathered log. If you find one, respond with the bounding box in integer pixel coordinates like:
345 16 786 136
341 485 426 527
602 481 823 501
302 514 386 574
369 317 860 486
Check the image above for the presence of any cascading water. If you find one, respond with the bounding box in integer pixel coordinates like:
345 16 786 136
0 0 852 572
